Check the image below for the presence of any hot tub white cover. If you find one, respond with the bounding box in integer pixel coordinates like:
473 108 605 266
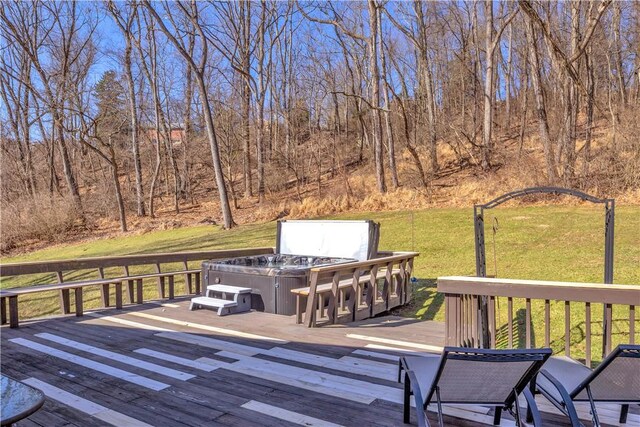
276 220 379 261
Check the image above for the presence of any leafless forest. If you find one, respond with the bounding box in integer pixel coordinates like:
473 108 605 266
1 1 639 250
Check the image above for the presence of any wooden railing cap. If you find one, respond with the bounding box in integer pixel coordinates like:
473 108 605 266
437 276 640 305
0 247 276 277
309 251 419 274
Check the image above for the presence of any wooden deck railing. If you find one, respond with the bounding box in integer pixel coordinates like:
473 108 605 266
299 252 418 327
0 248 274 327
438 276 639 367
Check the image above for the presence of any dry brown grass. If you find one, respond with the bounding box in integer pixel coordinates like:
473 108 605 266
3 121 639 256
1 194 84 252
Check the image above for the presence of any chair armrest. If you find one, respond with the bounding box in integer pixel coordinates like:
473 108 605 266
407 369 430 427
398 356 411 383
522 387 542 427
538 369 582 427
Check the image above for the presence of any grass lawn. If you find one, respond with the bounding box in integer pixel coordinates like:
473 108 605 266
2 205 639 362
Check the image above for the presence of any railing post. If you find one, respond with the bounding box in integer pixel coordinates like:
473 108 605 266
444 293 462 346
304 270 320 327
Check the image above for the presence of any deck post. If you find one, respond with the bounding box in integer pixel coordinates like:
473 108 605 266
59 289 71 314
115 282 123 308
101 284 110 307
0 296 6 324
8 295 19 328
168 276 175 300
444 293 461 346
74 288 83 316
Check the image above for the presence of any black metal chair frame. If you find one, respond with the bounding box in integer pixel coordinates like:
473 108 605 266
532 344 640 427
400 346 551 427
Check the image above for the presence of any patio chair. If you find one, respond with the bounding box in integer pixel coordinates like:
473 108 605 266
400 347 551 427
533 344 640 427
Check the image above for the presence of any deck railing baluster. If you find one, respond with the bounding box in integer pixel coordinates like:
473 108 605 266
544 300 550 347
507 297 513 348
630 305 636 345
526 298 532 348
586 302 591 367
565 301 571 357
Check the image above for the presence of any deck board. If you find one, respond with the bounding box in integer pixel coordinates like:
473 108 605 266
2 298 637 427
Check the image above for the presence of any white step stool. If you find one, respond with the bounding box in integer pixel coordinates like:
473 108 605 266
189 285 252 316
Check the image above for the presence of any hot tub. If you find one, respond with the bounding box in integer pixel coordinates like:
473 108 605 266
201 220 380 315
202 254 356 315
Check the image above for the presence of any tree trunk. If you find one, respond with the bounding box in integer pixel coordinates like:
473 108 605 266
183 67 194 204
255 1 267 203
241 0 253 198
393 55 429 190
612 2 626 107
368 0 386 193
413 1 438 172
108 144 127 232
583 44 595 180
20 62 37 197
196 73 235 228
55 115 83 213
377 5 398 188
505 20 513 130
526 15 557 183
518 48 529 157
561 2 580 182
124 37 145 216
481 0 495 171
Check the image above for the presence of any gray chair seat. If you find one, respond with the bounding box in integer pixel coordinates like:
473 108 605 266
400 347 551 427
536 356 591 404
401 355 441 405
534 344 640 427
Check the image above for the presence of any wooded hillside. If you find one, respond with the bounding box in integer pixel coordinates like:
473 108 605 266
1 1 639 252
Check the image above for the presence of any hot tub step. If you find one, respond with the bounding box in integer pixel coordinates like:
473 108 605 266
206 284 252 295
205 285 253 315
189 296 247 316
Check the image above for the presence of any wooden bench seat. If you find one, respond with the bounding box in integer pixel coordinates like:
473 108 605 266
291 269 400 296
0 269 201 328
2 278 124 327
291 269 401 324
122 269 201 302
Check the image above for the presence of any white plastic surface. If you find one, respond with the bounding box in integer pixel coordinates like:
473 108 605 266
278 220 373 261
190 296 237 308
206 284 252 294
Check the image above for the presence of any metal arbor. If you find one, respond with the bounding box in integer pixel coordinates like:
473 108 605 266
473 187 615 349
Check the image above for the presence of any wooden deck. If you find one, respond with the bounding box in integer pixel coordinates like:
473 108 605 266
1 298 637 427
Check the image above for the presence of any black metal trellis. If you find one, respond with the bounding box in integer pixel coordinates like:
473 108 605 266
473 187 615 352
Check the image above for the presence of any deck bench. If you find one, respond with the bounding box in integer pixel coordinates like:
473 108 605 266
0 269 201 328
291 268 401 324
122 269 201 303
0 249 273 329
1 278 121 328
0 291 18 328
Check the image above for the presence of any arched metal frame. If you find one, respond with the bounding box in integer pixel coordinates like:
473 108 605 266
473 187 615 349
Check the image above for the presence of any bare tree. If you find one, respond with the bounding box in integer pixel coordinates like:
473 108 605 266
520 0 612 180
299 1 387 193
377 4 398 189
525 11 557 182
107 1 146 216
385 1 439 173
0 47 37 197
143 0 235 228
1 2 87 216
480 1 518 170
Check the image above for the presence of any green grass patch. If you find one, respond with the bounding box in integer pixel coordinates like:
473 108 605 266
2 206 639 361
